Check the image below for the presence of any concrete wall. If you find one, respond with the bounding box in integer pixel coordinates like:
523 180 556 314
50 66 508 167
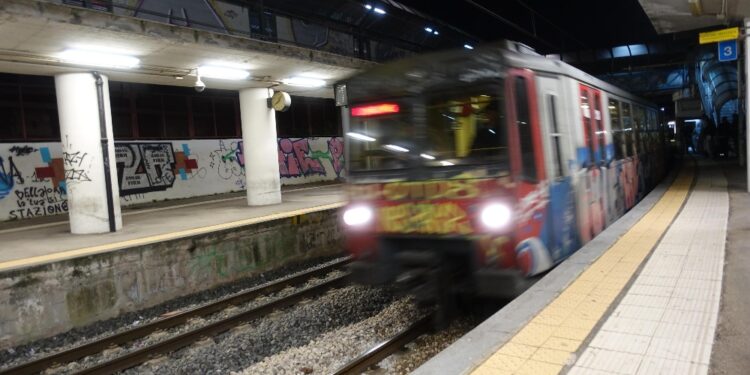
0 208 342 349
0 137 344 221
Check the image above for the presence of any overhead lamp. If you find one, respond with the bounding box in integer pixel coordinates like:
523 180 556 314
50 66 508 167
440 161 455 166
283 76 326 88
346 132 376 142
373 7 386 14
384 144 409 153
197 65 250 80
420 153 436 160
365 4 372 10
425 27 433 33
58 48 140 69
433 30 439 35
464 44 474 50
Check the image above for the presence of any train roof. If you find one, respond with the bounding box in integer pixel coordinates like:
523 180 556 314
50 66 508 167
341 42 655 109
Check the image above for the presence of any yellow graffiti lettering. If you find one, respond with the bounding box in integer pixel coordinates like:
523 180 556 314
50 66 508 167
381 180 483 201
378 202 472 235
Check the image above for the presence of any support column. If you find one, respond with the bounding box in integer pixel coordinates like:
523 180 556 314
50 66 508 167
745 18 750 191
55 72 122 234
240 88 281 206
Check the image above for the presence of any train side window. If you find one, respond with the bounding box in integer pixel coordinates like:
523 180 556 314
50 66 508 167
594 92 606 163
514 76 537 182
547 94 564 178
609 99 624 159
621 102 633 157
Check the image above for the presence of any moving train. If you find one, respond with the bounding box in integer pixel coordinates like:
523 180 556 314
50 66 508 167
336 41 668 305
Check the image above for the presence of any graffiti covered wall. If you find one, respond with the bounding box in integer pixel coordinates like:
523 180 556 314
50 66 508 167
0 137 344 221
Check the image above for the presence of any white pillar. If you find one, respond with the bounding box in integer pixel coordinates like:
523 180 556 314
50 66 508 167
745 18 750 191
240 88 282 205
55 73 122 234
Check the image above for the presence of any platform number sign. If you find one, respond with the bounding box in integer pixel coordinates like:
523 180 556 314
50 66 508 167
718 40 738 62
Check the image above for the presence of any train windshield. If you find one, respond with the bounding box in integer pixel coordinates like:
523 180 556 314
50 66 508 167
347 86 508 176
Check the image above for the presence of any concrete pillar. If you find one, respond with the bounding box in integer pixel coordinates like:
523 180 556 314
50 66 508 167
240 88 282 205
746 19 750 191
55 73 122 233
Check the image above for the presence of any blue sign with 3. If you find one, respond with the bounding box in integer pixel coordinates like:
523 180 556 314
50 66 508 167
718 40 738 62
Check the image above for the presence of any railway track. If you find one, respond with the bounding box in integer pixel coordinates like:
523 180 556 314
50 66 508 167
332 314 434 375
2 257 351 375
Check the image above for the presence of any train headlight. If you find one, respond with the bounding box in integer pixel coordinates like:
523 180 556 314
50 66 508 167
480 203 512 230
343 206 373 227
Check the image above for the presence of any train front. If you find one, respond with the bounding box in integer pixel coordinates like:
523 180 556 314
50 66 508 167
338 51 534 301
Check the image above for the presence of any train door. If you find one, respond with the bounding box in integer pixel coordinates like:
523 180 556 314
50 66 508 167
577 84 606 243
536 75 578 262
505 68 551 276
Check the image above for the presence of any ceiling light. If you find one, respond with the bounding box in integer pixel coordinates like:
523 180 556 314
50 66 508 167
197 65 250 80
365 4 372 10
58 48 140 69
440 161 454 166
420 153 436 160
346 132 376 142
433 30 439 35
464 44 474 50
283 76 326 88
373 7 386 14
384 144 409 153
425 27 433 33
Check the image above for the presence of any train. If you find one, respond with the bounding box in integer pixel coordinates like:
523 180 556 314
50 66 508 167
336 41 669 308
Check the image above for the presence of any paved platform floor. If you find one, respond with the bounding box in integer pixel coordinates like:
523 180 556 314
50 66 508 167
0 184 344 271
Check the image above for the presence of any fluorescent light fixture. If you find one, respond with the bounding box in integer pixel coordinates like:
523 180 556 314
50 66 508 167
384 144 409 153
420 153 436 160
489 129 496 134
425 27 433 33
58 48 140 69
608 105 616 109
464 44 474 50
660 107 666 111
684 119 701 123
373 7 386 14
440 161 454 166
346 132 376 142
197 65 250 80
283 76 326 87
434 31 439 35
365 4 372 10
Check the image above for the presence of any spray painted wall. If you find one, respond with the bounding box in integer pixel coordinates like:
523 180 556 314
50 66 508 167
0 137 344 221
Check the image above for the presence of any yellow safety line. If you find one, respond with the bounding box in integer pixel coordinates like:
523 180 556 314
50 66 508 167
471 168 694 375
0 202 346 272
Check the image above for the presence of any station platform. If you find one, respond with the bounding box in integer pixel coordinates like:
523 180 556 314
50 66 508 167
416 160 749 375
0 184 345 272
0 184 345 348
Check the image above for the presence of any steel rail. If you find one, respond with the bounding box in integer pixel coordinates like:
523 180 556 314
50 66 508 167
332 314 434 375
75 275 348 375
1 257 350 375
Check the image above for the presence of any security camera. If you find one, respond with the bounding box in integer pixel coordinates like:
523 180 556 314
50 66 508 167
194 76 206 93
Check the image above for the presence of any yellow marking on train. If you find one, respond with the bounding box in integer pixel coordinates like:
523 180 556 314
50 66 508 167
0 202 346 272
472 167 694 375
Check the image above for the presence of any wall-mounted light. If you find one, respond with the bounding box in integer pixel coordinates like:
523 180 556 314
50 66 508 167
58 48 140 69
283 76 326 88
197 65 250 80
